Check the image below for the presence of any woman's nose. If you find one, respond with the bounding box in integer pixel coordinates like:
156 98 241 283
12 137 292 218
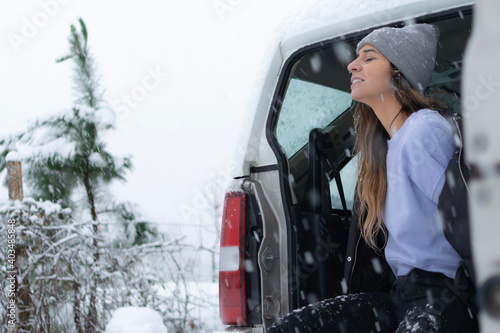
347 59 360 73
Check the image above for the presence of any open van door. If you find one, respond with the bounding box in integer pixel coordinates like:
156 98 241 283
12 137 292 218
463 0 500 331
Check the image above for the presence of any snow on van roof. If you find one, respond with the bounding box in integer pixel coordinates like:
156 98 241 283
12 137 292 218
279 0 474 56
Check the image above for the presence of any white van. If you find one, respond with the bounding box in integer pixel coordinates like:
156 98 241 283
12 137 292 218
216 0 500 332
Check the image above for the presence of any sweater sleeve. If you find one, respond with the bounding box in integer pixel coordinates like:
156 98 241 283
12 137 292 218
401 116 457 204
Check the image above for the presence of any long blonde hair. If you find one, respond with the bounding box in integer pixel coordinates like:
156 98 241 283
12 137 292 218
354 65 442 250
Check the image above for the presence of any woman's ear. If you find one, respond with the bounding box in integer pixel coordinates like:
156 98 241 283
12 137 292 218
390 69 401 91
400 75 411 92
391 69 411 94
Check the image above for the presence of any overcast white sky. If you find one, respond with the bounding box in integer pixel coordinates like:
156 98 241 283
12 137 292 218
0 0 329 228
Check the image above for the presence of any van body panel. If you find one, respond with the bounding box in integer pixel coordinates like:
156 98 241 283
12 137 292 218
463 0 500 330
247 170 290 322
231 47 282 178
463 0 500 164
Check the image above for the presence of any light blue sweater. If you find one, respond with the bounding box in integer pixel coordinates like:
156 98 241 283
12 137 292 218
383 109 462 279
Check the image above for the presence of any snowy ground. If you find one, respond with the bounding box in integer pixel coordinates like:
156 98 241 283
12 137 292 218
105 281 224 333
106 307 168 333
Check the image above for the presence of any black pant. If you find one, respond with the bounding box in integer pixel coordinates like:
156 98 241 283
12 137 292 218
268 269 478 333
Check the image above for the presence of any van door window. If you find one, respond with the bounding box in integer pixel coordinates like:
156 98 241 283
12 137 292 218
276 78 352 158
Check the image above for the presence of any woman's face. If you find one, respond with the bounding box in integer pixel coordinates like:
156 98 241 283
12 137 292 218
347 44 394 106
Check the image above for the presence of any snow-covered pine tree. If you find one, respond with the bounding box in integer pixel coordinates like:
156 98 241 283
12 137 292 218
54 18 127 332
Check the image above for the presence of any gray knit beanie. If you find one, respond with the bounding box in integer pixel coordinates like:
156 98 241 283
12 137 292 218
356 24 439 92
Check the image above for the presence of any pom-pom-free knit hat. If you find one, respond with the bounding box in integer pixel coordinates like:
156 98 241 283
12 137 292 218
356 24 439 92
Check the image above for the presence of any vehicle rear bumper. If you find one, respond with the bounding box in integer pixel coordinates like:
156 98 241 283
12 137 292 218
214 327 264 333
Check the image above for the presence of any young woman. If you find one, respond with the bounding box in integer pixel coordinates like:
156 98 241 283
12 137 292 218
268 24 478 333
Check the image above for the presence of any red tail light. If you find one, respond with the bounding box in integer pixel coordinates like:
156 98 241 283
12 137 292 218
219 190 247 326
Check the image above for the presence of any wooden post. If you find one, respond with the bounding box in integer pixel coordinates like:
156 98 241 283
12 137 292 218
6 159 31 331
7 160 23 201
